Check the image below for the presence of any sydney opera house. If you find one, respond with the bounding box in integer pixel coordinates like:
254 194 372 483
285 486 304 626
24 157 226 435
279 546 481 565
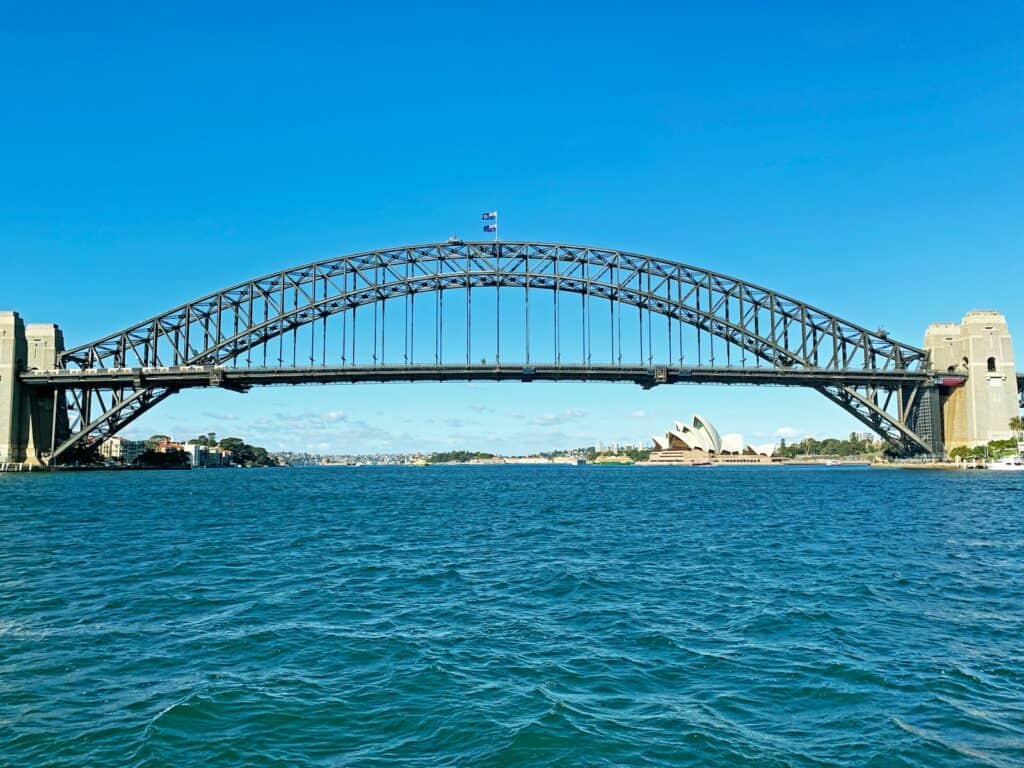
644 415 781 465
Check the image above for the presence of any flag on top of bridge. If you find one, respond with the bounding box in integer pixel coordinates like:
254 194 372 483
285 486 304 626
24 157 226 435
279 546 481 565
481 210 498 240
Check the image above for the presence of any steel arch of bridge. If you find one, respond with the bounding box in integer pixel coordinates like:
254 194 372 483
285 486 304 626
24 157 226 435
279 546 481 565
33 241 939 461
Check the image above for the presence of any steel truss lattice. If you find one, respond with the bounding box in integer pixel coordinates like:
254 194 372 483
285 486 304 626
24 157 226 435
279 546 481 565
29 242 938 461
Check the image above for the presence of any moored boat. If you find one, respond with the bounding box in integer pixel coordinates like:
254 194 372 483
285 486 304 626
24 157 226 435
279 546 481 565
987 455 1024 471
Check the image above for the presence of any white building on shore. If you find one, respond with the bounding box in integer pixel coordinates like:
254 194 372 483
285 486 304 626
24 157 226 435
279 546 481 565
183 442 232 468
646 415 780 465
98 436 146 465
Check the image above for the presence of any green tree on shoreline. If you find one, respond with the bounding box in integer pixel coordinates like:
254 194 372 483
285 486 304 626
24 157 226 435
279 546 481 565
1010 416 1024 442
425 450 496 464
218 437 277 467
776 435 879 459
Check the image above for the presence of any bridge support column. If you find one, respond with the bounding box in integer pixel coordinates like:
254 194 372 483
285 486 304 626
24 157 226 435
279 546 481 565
22 323 68 465
925 310 1020 453
0 312 68 466
0 312 27 464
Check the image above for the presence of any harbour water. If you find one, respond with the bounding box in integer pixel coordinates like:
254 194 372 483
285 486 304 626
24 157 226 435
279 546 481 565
2 466 1023 766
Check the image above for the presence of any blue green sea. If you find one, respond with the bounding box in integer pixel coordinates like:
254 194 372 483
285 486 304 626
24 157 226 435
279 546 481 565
2 466 1022 766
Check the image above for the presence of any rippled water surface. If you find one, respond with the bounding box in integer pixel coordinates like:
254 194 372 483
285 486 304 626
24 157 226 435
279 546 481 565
2 466 1023 766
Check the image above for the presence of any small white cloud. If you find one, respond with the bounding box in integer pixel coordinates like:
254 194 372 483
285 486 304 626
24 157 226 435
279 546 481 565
532 408 587 426
630 409 646 418
774 426 800 439
202 411 240 422
322 411 346 423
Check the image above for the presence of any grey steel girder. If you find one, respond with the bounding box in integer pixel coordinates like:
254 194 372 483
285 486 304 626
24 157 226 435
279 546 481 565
39 242 935 462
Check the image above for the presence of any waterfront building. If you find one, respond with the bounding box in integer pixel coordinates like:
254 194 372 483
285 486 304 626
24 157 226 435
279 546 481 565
152 438 185 454
183 442 232 468
646 415 781 466
651 415 720 454
98 436 146 465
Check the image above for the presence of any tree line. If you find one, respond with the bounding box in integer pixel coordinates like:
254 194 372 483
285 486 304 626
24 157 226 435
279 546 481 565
134 433 278 468
425 450 497 464
775 434 880 458
948 417 1024 461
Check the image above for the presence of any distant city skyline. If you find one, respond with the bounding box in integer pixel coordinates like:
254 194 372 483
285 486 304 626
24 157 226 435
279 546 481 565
3 4 1021 453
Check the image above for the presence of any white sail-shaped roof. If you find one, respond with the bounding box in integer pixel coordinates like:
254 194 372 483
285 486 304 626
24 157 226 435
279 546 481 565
720 433 744 455
677 425 711 451
692 415 722 453
654 414 734 455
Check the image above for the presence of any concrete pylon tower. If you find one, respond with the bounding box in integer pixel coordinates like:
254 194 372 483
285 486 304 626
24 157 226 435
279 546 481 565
0 311 27 463
924 310 1020 450
0 312 68 466
22 323 68 465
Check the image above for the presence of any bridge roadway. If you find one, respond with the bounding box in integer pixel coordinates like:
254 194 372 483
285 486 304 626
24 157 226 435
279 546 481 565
21 363 945 391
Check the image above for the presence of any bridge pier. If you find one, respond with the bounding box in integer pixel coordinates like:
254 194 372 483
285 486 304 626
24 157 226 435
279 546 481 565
925 310 1020 452
0 312 26 464
0 311 68 466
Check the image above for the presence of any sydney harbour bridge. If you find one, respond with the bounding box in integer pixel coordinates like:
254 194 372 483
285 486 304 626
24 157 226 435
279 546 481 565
3 240 1021 465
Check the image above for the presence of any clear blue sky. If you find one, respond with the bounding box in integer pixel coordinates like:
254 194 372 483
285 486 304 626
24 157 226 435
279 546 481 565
2 2 1021 453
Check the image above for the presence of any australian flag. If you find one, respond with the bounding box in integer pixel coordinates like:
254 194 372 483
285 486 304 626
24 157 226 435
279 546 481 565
483 224 497 232
481 211 497 220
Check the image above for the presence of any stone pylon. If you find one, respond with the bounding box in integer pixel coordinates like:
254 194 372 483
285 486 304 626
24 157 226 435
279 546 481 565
0 311 27 463
924 310 1020 451
0 311 68 465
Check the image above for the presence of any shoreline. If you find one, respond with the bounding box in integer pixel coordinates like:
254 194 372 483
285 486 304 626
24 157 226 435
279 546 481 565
2 460 999 473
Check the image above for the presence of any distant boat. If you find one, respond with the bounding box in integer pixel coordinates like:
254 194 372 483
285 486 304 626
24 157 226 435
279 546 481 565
987 455 1024 472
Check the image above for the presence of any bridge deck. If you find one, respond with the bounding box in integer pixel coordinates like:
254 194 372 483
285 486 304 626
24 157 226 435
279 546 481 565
21 364 935 390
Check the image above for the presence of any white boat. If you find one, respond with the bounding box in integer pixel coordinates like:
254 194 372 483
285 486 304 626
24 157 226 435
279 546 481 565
987 455 1024 471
